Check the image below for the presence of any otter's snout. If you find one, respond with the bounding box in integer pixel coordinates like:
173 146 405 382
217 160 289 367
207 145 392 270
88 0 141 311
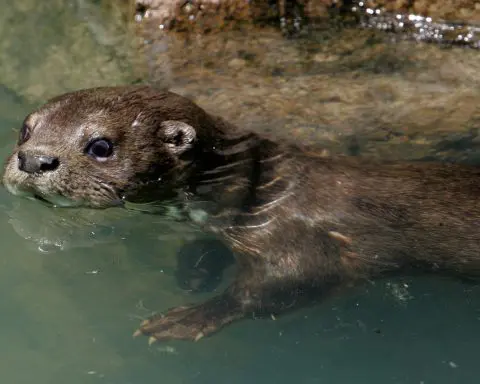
17 151 59 174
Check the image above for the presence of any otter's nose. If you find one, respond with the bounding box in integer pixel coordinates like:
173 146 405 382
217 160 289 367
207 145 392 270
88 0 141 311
17 151 60 174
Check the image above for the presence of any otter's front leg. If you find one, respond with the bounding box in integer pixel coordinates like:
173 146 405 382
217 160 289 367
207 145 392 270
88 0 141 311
133 288 248 343
133 229 356 343
133 274 338 343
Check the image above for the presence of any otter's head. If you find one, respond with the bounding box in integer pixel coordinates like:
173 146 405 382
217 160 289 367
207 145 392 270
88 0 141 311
2 86 208 208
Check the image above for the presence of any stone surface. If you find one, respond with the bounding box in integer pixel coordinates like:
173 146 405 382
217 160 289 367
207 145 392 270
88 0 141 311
135 21 480 162
134 0 480 33
2 0 479 164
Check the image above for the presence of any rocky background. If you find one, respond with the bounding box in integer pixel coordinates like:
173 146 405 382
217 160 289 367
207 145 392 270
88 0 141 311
134 0 480 32
1 0 479 163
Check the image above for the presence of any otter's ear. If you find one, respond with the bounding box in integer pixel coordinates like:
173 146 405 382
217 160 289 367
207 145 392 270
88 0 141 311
160 120 197 155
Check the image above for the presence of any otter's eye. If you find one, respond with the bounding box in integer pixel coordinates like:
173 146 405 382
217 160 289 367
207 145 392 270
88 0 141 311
17 123 31 146
85 138 113 161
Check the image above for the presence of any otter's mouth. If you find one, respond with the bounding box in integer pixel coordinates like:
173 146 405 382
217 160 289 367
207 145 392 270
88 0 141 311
3 182 52 206
16 189 82 208
4 179 122 209
31 193 86 208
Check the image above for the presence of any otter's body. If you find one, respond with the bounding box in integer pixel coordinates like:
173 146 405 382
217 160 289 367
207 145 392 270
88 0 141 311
3 86 479 342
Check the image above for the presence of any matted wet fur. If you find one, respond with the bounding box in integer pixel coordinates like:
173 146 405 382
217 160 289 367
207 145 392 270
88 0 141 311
2 85 480 343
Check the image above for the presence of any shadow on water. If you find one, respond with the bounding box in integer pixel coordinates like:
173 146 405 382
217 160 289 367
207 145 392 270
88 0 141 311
0 1 479 383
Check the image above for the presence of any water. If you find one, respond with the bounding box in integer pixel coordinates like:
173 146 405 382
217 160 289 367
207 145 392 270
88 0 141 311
0 1 479 383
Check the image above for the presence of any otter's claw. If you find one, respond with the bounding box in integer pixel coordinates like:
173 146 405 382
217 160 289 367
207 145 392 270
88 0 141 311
133 296 243 343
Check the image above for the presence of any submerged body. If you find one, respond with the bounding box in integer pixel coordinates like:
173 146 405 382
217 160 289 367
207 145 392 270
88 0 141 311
2 86 479 342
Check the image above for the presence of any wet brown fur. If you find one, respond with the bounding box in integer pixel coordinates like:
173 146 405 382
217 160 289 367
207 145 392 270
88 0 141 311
3 85 480 342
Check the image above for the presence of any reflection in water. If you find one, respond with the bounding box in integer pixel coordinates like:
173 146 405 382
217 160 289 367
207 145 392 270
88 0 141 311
4 193 203 253
174 238 235 294
6 198 122 253
0 0 479 383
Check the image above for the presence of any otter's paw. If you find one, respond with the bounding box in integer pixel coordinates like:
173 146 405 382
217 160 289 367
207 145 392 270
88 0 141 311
133 296 242 343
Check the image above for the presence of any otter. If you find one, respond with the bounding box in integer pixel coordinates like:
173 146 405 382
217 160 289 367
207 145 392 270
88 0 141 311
2 85 480 343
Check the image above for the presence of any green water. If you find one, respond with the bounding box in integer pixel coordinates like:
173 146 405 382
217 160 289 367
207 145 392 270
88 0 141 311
0 1 479 383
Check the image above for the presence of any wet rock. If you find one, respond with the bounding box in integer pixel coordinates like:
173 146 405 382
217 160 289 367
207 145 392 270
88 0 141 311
359 0 480 23
0 0 145 103
3 1 479 166
134 0 254 32
134 0 337 34
228 57 247 69
345 0 480 49
133 1 480 34
136 19 480 162
312 52 340 62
